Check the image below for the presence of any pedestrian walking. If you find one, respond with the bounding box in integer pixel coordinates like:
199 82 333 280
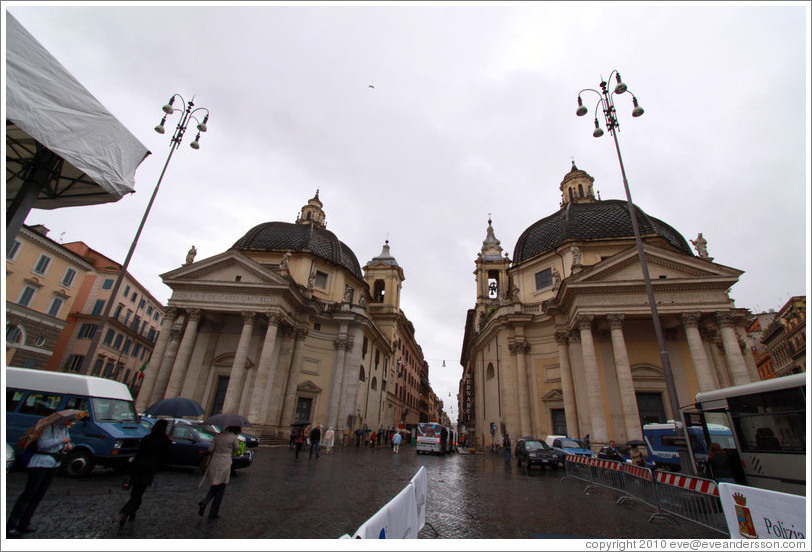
355 428 363 448
197 426 241 520
309 424 321 458
392 431 403 454
119 419 171 527
503 433 511 462
294 427 305 459
7 410 83 538
376 429 383 447
369 431 377 448
584 434 591 449
708 443 735 483
324 426 335 454
289 427 296 450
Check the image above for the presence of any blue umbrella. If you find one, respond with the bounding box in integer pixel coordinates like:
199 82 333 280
145 397 204 418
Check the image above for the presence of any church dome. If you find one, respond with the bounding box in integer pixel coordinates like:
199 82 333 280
512 199 693 265
231 193 363 279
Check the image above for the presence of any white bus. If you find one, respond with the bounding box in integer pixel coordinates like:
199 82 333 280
416 422 449 454
681 372 806 496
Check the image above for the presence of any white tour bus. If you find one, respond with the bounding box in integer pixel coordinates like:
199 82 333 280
680 372 806 496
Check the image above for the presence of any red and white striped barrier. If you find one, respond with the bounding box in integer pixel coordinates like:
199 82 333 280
566 454 591 465
623 463 653 481
655 471 718 496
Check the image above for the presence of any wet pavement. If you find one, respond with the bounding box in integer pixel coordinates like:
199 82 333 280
4 444 720 541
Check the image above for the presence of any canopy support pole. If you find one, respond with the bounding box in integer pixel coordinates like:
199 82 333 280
6 148 59 251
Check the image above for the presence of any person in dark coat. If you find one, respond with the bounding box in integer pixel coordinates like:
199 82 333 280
708 442 735 483
308 424 321 459
119 419 170 527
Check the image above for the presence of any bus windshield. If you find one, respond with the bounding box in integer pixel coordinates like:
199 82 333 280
417 423 439 438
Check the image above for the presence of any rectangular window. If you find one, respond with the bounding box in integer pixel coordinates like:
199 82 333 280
47 297 64 317
101 278 114 290
147 328 156 342
78 323 98 339
146 305 153 316
315 271 328 288
102 360 115 378
113 334 124 350
33 254 52 275
64 354 84 372
91 299 105 316
114 304 123 321
123 285 130 297
132 343 141 358
92 358 104 376
61 267 77 287
124 310 132 325
19 392 63 416
18 285 37 307
535 268 552 290
7 239 22 260
122 339 132 355
139 299 146 310
103 329 115 345
131 292 138 303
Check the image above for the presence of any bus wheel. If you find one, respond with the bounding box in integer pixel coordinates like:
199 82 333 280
62 449 94 478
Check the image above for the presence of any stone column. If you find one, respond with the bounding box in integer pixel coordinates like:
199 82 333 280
221 312 256 414
163 309 202 399
577 314 607 442
337 326 364 432
703 328 732 388
509 339 532 438
554 330 579 439
136 307 177 411
717 312 750 386
246 312 283 424
607 314 643 442
326 326 351 429
280 326 309 427
148 325 184 407
681 313 716 392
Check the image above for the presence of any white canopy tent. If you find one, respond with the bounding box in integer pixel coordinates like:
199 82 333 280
5 12 150 250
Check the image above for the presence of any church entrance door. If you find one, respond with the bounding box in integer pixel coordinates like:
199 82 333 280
211 376 229 416
636 392 666 425
295 397 312 423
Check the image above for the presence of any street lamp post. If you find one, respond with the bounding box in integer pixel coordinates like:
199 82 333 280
575 72 694 474
78 94 210 380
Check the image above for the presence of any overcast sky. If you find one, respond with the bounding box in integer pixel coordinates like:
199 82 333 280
5 2 810 426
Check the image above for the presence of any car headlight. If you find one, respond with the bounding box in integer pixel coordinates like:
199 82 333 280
113 440 123 450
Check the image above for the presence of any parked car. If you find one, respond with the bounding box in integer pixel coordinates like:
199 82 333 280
514 438 561 470
597 444 655 469
139 418 254 472
545 436 596 461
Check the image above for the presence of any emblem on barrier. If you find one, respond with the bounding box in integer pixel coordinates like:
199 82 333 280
733 492 758 539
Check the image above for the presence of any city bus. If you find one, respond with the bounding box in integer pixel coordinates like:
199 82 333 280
416 422 449 454
680 372 806 496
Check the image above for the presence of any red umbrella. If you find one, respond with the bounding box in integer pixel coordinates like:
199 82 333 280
16 409 88 449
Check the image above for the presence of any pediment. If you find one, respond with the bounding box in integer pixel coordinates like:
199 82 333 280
541 388 564 402
568 244 742 285
297 380 322 393
160 250 289 286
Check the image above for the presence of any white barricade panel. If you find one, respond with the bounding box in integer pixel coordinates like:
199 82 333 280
718 482 807 539
410 466 428 530
352 475 420 538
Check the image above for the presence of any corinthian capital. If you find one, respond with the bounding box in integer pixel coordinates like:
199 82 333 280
715 312 734 328
554 330 570 346
576 314 594 331
241 311 256 325
266 311 283 326
508 340 530 355
681 312 701 329
186 308 202 323
606 313 625 330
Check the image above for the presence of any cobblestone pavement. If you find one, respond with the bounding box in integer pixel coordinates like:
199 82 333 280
4 444 721 541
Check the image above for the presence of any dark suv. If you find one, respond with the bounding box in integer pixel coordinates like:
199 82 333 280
514 438 561 470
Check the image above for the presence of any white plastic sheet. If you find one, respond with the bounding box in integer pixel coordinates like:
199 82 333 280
6 13 149 210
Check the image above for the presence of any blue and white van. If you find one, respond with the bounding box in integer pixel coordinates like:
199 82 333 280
545 435 596 459
6 367 149 478
643 422 734 471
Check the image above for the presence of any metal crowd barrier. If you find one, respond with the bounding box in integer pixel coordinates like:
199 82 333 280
653 471 728 535
564 455 729 536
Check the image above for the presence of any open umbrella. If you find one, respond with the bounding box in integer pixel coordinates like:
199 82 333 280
204 413 250 427
16 409 88 449
290 419 311 427
145 397 205 418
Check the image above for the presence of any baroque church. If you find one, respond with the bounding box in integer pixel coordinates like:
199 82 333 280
135 192 424 438
459 163 758 449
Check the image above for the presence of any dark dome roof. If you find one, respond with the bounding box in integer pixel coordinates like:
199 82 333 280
232 221 363 279
513 199 692 265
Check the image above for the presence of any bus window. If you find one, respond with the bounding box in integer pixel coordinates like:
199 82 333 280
703 412 736 449
729 388 805 453
18 392 62 416
6 389 26 412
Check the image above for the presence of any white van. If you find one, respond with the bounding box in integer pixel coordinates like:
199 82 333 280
6 367 149 477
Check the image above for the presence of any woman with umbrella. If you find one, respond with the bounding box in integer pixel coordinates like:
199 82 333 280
198 425 241 520
118 418 171 527
6 409 85 538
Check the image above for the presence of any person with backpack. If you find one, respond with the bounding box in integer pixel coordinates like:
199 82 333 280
392 431 403 454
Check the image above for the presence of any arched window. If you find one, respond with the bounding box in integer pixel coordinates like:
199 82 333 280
486 363 495 381
569 188 574 201
359 366 366 381
371 377 377 391
6 324 23 344
373 280 385 303
578 184 584 197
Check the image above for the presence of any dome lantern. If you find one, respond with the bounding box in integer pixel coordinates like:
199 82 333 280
560 161 597 206
296 189 326 228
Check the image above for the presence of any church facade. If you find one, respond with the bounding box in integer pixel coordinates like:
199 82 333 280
459 164 758 450
135 193 427 439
